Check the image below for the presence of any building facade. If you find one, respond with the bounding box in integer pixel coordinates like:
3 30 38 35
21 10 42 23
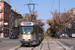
9 9 22 36
0 0 11 37
0 0 22 37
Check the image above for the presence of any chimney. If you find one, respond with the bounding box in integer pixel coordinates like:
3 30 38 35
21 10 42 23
17 11 20 14
13 7 16 12
7 0 10 4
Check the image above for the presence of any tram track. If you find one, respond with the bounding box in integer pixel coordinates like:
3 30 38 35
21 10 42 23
55 41 66 50
40 43 43 50
15 46 21 50
47 40 50 50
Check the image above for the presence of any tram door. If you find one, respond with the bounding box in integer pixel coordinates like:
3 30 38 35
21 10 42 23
35 26 39 44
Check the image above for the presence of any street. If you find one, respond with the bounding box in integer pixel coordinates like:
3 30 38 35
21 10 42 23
0 37 75 50
0 38 20 50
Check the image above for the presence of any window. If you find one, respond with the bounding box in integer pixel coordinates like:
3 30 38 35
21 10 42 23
0 13 1 19
0 5 1 10
7 15 9 20
5 14 6 19
4 6 6 11
12 22 13 26
12 16 14 19
0 22 1 26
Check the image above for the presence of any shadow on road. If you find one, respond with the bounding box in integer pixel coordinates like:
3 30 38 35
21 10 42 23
20 39 43 47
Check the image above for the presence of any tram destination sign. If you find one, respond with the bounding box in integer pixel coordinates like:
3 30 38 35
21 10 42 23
20 22 34 26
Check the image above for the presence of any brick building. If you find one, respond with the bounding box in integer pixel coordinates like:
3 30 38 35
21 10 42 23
0 0 11 37
0 0 22 37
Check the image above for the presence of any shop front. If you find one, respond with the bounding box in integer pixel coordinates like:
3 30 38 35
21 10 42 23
4 27 9 37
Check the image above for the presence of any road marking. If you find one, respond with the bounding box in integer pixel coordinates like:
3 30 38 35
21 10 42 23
56 41 71 50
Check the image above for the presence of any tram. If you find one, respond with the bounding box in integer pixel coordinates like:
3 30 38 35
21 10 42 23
20 22 44 46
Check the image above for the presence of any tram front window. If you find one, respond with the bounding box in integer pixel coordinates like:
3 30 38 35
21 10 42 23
21 27 33 34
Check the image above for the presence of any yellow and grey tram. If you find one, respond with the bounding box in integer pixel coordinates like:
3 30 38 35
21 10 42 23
20 22 44 45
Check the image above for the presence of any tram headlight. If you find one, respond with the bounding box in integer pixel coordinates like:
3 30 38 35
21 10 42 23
22 39 25 41
28 39 31 41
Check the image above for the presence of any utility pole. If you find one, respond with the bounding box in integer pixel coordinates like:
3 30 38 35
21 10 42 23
58 0 60 38
25 0 37 22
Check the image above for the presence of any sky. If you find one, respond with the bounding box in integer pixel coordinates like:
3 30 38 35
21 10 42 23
4 0 75 31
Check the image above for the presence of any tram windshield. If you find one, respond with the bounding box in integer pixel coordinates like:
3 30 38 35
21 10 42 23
21 27 33 34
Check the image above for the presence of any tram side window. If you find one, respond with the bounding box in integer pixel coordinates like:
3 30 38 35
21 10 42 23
37 26 39 33
34 26 37 33
40 28 41 33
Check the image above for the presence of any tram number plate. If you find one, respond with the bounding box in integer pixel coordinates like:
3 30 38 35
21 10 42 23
25 43 28 45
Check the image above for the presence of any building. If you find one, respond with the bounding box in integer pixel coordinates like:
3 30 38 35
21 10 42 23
0 0 22 37
9 8 22 36
0 0 11 37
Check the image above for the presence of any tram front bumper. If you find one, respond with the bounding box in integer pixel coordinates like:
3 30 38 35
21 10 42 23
20 40 37 45
20 40 33 43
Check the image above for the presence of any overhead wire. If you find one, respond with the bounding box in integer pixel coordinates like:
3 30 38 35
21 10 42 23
49 0 54 19
51 0 54 11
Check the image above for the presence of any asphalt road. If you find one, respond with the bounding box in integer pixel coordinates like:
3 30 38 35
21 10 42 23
0 37 74 50
0 37 20 50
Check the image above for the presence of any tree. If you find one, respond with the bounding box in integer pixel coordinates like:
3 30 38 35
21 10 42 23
37 19 45 27
47 10 73 37
16 11 45 27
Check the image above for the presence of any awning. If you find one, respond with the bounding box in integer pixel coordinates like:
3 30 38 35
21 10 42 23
4 29 9 31
4 27 9 31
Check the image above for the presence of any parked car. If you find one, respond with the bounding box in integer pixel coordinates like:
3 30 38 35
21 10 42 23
10 34 18 39
61 33 68 37
64 33 68 37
